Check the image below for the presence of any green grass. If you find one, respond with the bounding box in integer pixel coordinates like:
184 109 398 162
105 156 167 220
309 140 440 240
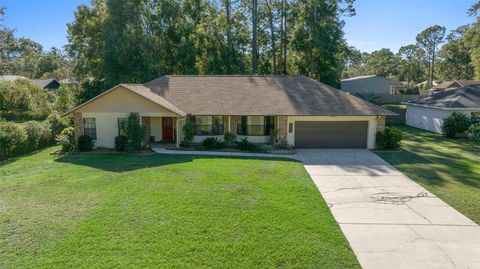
381 104 406 110
0 148 359 268
376 126 480 224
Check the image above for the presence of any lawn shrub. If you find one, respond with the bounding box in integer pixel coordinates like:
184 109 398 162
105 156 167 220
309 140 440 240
182 123 195 147
223 132 237 147
0 121 27 159
115 135 128 151
467 123 480 142
237 137 259 151
202 137 225 149
78 135 93 152
442 112 472 138
119 113 147 152
56 127 76 152
47 111 70 140
25 120 51 150
376 126 403 150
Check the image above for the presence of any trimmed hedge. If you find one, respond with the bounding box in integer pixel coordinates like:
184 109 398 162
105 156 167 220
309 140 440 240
442 112 472 138
376 127 403 150
78 135 93 152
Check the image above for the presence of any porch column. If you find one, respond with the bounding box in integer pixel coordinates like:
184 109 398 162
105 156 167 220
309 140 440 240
73 112 83 142
277 116 288 143
229 116 237 134
223 116 229 134
377 116 386 133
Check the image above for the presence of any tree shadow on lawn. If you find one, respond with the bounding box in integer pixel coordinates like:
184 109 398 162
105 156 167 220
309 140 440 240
380 147 480 189
55 151 298 173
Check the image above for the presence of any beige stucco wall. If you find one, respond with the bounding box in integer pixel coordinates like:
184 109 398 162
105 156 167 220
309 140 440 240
150 117 162 141
286 116 378 149
76 86 177 115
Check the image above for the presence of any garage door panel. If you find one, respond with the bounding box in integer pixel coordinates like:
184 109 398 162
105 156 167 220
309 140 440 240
295 121 368 148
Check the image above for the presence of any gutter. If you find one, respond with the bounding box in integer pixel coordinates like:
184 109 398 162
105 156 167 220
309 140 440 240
403 102 480 111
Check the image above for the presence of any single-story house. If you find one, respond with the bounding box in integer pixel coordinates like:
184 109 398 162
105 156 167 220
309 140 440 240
428 80 480 95
405 85 480 133
340 75 406 95
64 75 395 149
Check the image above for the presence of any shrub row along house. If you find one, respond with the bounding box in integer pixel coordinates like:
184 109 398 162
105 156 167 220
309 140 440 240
64 76 395 149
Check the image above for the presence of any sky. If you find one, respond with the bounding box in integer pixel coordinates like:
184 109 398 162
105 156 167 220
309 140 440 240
1 0 478 53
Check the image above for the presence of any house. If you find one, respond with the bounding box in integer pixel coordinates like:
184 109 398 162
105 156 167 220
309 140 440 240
429 80 480 95
60 78 80 88
31 79 60 90
405 85 480 133
64 75 395 149
340 75 407 95
0 75 60 90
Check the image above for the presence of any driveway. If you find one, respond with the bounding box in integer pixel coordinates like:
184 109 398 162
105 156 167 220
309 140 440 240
297 149 480 269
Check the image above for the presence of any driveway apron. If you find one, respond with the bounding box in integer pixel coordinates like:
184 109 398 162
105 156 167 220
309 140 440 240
297 149 480 269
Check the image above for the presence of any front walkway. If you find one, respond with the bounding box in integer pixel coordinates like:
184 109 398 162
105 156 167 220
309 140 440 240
152 147 298 160
297 149 480 269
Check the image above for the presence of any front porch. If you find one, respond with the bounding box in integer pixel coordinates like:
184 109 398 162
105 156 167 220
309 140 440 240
140 116 178 144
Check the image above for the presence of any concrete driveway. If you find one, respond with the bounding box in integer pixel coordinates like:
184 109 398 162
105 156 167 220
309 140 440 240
297 149 480 269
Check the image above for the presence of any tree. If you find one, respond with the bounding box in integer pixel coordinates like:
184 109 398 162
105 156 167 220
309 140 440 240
398 44 424 87
364 48 399 77
437 26 474 80
416 25 446 87
251 0 258 74
465 1 480 79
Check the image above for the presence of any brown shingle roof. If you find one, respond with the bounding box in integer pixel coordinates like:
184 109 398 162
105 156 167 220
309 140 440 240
143 75 395 116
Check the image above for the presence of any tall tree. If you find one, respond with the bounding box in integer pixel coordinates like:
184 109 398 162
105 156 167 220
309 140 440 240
398 44 423 87
437 26 474 80
465 1 480 79
251 0 258 73
416 25 446 87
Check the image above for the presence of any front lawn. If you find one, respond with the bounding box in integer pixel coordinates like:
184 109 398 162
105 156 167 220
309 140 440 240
377 126 480 224
0 148 359 268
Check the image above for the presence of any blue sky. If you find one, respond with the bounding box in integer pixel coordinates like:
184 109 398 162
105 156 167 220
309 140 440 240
1 0 478 53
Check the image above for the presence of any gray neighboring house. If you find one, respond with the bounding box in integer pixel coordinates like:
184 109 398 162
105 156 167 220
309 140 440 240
31 79 60 91
0 75 60 90
341 75 406 95
405 85 480 133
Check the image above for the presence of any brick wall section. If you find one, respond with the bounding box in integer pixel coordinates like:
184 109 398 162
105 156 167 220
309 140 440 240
277 116 288 143
377 116 386 133
223 116 229 133
73 112 83 141
229 116 238 134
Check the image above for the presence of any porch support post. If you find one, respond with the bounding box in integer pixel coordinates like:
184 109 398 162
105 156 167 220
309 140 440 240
73 112 83 143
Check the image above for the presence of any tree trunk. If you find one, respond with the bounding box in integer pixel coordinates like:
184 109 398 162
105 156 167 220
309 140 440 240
265 0 276 74
225 0 232 74
252 0 258 74
281 0 287 74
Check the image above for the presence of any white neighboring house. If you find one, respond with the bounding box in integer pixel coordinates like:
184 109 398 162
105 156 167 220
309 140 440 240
405 85 480 133
341 75 406 95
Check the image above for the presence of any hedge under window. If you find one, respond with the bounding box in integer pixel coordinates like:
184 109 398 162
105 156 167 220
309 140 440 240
83 118 97 140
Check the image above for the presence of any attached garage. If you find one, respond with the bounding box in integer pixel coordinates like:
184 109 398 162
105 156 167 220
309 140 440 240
294 121 368 148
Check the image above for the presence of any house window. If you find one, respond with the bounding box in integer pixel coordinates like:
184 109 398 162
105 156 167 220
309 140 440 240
118 118 127 135
193 116 223 135
237 116 275 136
83 118 97 140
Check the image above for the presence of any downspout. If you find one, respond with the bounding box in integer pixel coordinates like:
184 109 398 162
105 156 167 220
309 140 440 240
228 116 231 133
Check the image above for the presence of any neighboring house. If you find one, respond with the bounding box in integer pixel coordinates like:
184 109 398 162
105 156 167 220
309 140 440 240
405 85 480 133
0 75 29 81
64 75 395 149
0 75 60 90
60 78 80 88
31 79 60 91
429 80 480 95
341 75 406 95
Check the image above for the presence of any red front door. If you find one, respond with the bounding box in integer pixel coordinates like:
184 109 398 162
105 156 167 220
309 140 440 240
162 117 174 141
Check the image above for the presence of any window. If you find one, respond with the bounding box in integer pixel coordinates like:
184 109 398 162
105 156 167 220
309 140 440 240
237 116 275 136
83 118 97 140
118 118 127 135
193 116 223 135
